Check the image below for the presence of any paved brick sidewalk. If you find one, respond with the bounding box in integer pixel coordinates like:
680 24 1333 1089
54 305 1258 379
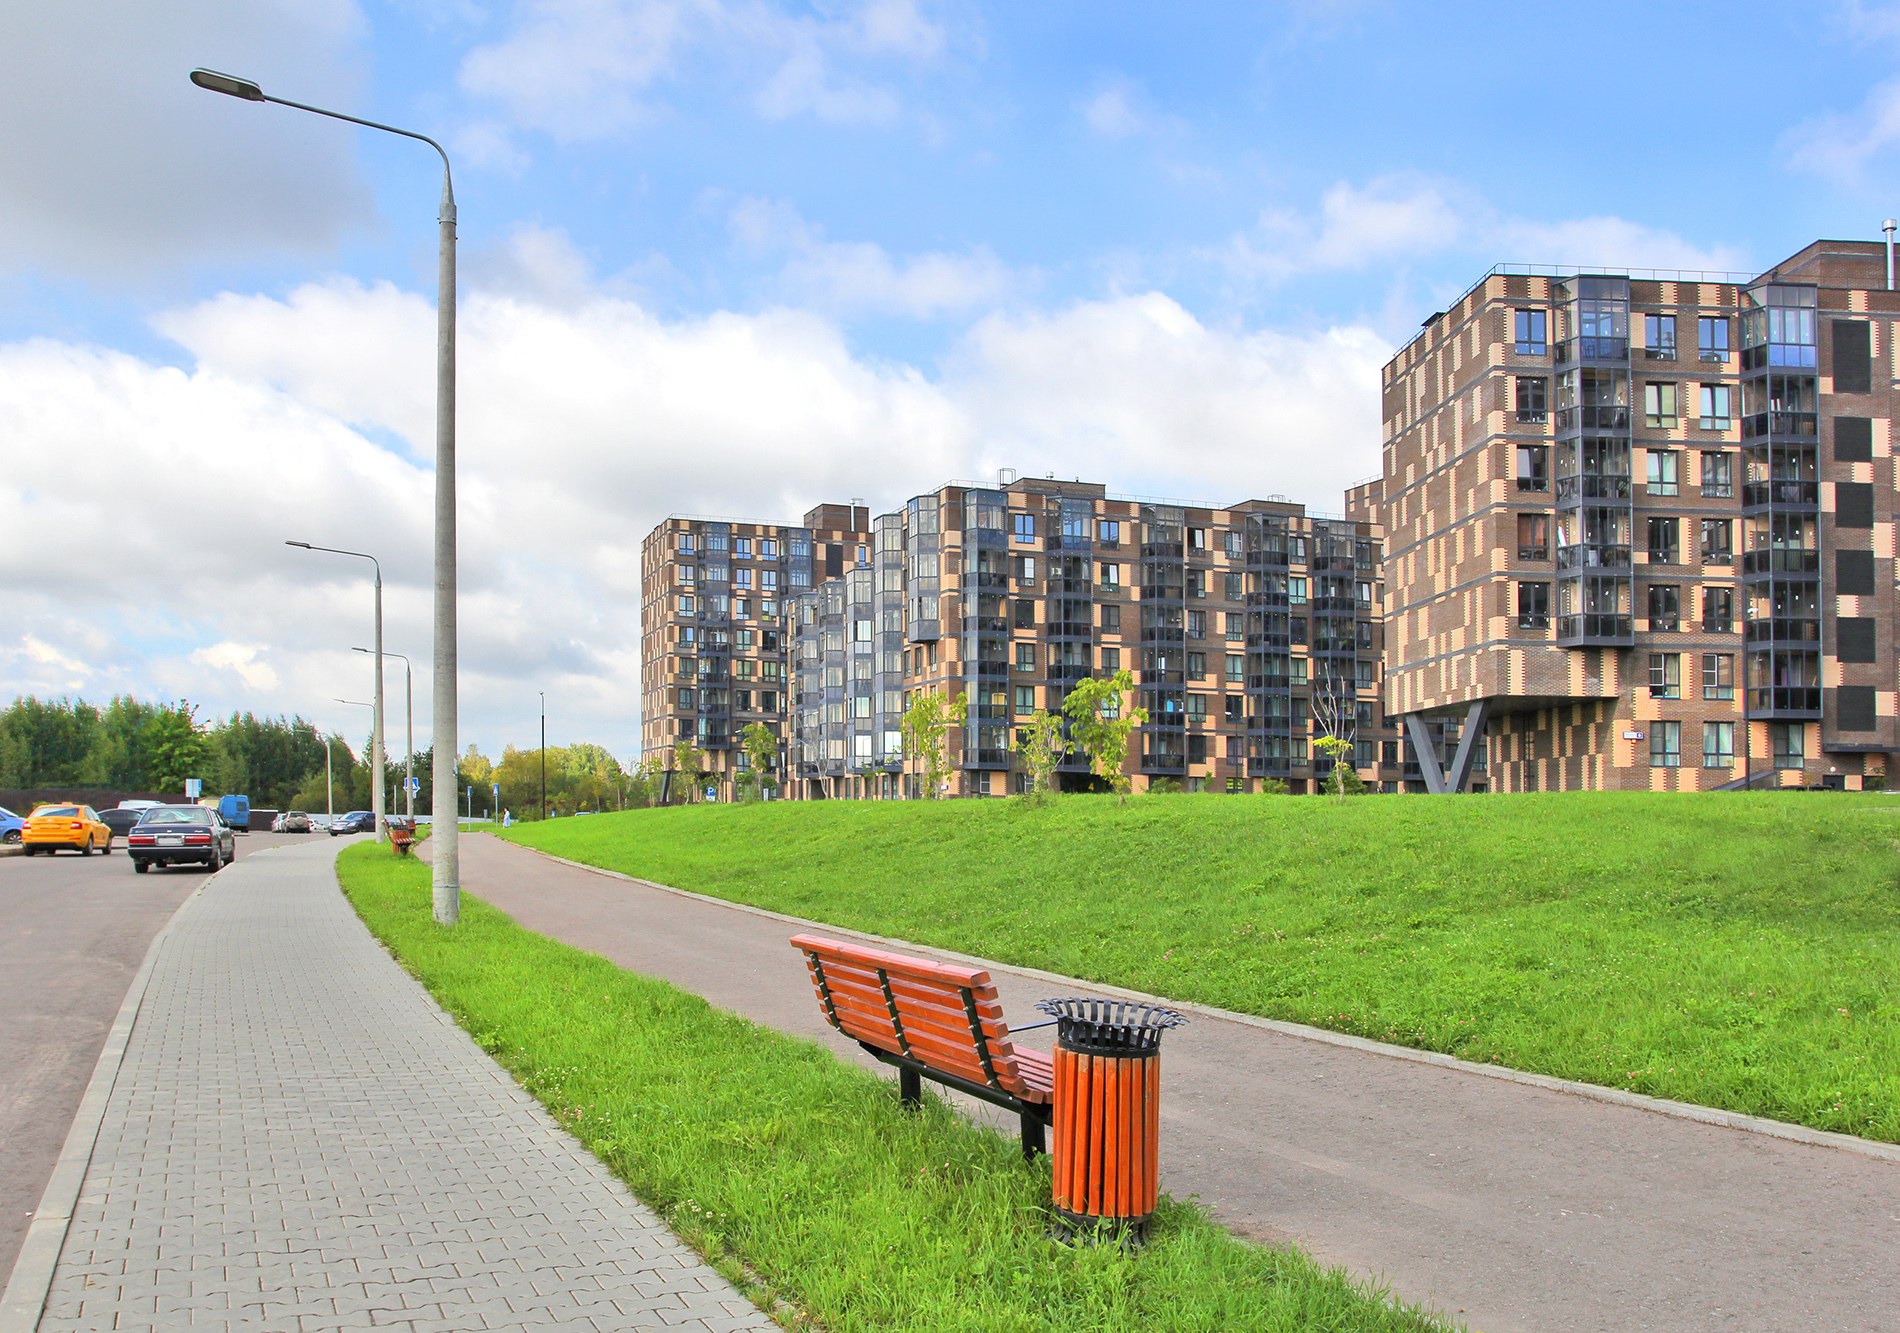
29 841 773 1333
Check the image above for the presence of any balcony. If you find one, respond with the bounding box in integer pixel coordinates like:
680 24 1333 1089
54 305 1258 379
1746 686 1821 717
1743 617 1821 645
967 571 1008 591
1556 614 1634 645
1741 412 1817 440
1553 336 1629 364
1554 404 1632 432
1555 544 1632 572
1741 549 1819 576
1741 480 1818 510
1554 474 1632 503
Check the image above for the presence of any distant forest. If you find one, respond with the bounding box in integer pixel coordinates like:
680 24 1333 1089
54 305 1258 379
0 695 664 818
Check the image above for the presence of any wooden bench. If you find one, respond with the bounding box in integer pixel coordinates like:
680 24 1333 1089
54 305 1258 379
386 820 417 856
792 933 1055 1159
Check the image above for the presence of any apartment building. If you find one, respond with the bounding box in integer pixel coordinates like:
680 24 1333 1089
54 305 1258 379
638 503 869 793
784 475 1399 799
1371 238 1898 792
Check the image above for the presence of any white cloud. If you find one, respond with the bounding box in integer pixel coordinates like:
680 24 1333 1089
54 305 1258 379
1 267 1386 754
0 0 374 281
1224 174 1748 282
1781 78 1900 185
459 0 956 139
1079 79 1147 140
728 196 1020 317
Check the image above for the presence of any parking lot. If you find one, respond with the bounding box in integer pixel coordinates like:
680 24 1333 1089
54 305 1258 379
0 828 339 1278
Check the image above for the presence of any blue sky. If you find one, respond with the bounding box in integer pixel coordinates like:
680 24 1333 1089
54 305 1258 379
4 0 1899 758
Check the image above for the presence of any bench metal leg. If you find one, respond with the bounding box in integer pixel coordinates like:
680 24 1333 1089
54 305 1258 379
1020 1113 1045 1160
899 1066 922 1110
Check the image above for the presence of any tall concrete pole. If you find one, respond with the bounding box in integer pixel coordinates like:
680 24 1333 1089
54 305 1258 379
194 68 459 922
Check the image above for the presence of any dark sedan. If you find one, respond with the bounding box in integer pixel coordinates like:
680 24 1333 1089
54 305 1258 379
329 810 376 836
125 806 237 874
99 808 145 839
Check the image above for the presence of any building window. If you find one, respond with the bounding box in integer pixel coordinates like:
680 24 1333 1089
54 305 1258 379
1517 512 1549 560
678 566 697 585
1646 516 1680 565
1224 572 1245 600
734 537 752 558
707 532 728 552
1289 576 1308 606
1223 530 1244 557
1770 723 1804 769
1514 308 1547 356
1225 653 1245 682
677 594 695 614
1097 519 1120 543
1517 444 1550 491
1186 694 1208 722
1013 599 1035 629
1187 610 1207 637
677 688 695 708
1061 511 1089 540
677 532 696 554
1101 646 1120 671
1188 570 1208 599
1224 696 1244 724
1700 519 1733 565
1516 376 1548 423
1188 527 1209 551
1517 581 1550 630
1702 653 1735 700
1186 651 1207 678
1644 383 1678 428
1647 584 1680 631
1098 561 1120 587
734 567 753 589
1648 652 1681 699
1698 384 1731 430
1644 314 1677 359
1012 513 1035 543
1014 555 1036 582
1698 316 1729 362
1703 722 1734 768
1646 448 1679 495
1101 603 1121 631
1700 450 1732 497
1015 643 1035 672
1225 612 1244 641
1650 721 1681 768
760 538 778 558
1701 588 1734 633
1014 685 1036 714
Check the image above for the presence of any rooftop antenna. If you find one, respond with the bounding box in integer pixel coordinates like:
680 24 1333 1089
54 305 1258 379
1884 219 1896 291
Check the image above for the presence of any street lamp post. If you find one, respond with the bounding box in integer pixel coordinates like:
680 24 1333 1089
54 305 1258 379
356 647 412 818
295 542 384 842
198 68 459 924
539 691 547 820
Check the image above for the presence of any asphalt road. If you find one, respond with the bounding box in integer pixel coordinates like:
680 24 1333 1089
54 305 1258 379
0 829 351 1281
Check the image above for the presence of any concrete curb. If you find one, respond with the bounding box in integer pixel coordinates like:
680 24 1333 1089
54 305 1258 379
511 837 1900 1168
0 880 208 1332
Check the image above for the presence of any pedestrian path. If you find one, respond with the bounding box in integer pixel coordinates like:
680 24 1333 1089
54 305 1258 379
454 834 1900 1333
17 840 772 1333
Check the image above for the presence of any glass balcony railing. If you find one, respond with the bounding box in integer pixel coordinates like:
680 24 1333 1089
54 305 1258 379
1741 480 1818 508
1554 405 1631 432
1743 617 1821 644
1746 686 1821 715
1554 337 1629 363
1741 412 1817 439
1556 614 1633 642
1741 549 1819 576
1555 544 1632 571
1554 474 1632 502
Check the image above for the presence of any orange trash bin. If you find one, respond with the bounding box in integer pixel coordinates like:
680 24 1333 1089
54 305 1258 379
1035 998 1186 1244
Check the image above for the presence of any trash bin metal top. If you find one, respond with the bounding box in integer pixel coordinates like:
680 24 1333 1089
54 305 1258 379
1034 997 1186 1056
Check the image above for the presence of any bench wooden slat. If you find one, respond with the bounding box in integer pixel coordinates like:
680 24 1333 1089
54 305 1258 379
806 986 1012 1088
814 971 1017 1046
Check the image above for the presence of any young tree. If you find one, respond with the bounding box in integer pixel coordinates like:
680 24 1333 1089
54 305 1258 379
900 689 967 799
735 722 779 803
1014 708 1068 805
670 738 705 804
145 702 212 792
1061 670 1146 802
1310 658 1359 803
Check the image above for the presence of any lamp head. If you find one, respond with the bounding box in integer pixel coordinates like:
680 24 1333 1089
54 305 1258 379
191 69 266 101
285 540 311 549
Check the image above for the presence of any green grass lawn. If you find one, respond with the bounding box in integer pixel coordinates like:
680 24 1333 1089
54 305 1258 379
338 847 1453 1332
503 792 1900 1141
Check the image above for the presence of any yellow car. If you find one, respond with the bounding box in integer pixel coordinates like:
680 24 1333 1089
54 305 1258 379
22 803 113 856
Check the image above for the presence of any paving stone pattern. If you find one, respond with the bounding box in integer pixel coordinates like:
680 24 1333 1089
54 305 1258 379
38 843 775 1332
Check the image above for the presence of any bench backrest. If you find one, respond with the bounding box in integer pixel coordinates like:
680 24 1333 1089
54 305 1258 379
791 933 1035 1100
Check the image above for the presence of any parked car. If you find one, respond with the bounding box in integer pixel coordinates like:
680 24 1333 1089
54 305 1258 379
23 804 113 856
0 805 23 845
126 806 236 874
99 808 146 838
329 810 376 836
280 810 312 833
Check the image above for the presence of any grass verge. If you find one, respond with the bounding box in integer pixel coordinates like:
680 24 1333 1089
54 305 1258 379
338 845 1455 1332
501 792 1900 1141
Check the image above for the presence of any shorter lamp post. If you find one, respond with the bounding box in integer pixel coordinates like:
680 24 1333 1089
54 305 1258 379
334 698 374 815
356 647 413 818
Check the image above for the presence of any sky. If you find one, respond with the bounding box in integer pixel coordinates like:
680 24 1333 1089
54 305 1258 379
5 0 1900 762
